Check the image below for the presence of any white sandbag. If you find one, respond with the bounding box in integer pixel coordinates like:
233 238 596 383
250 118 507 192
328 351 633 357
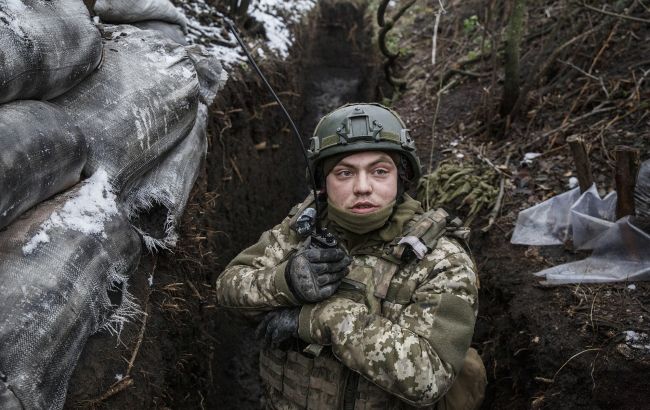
186 45 228 106
0 0 102 104
53 24 199 193
94 0 187 32
569 184 617 250
511 187 581 246
133 20 187 45
535 217 650 284
0 171 141 410
124 103 208 250
0 101 87 230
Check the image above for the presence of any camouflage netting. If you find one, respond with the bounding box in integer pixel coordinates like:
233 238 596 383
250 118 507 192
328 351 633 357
0 0 102 104
0 101 86 230
53 24 199 193
0 174 141 409
416 161 499 224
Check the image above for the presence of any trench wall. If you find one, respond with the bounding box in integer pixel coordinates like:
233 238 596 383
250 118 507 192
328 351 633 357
64 1 382 408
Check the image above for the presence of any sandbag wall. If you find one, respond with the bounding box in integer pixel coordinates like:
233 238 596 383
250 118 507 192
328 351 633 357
0 0 224 408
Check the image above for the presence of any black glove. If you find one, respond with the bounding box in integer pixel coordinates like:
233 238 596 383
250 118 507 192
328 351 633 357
285 247 351 303
256 308 300 348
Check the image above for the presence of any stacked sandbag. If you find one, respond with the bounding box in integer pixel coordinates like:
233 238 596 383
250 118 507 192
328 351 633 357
0 171 141 409
124 103 208 250
187 45 228 106
94 0 188 44
0 101 87 230
133 20 187 45
0 0 102 104
53 24 199 193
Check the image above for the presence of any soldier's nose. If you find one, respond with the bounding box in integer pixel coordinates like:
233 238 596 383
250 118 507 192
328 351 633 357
353 174 372 195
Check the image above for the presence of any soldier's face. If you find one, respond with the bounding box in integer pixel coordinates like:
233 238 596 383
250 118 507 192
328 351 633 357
325 151 398 214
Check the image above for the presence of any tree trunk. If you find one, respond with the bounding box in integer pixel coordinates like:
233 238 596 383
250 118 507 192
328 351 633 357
500 0 526 117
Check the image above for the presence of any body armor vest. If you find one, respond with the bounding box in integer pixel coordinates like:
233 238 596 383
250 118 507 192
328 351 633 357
260 207 485 410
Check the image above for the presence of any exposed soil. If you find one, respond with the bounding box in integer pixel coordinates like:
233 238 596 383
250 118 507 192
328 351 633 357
65 0 650 409
389 1 650 409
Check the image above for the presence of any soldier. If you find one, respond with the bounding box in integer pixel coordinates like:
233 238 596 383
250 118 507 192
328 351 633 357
216 103 486 409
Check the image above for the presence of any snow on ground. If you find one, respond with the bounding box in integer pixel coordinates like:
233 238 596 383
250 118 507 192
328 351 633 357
177 0 316 67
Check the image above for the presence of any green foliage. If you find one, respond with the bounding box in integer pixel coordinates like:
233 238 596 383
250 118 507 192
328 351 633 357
385 32 400 54
463 15 479 35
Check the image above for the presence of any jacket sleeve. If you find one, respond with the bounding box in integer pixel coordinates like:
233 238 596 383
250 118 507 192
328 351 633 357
297 237 479 407
215 216 301 310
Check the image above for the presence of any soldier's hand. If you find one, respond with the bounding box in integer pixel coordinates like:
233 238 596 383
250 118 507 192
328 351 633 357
285 247 351 303
256 308 300 348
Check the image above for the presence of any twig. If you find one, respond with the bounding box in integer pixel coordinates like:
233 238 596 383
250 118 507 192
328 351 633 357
126 258 156 377
470 146 511 177
79 377 135 406
126 314 148 377
482 153 512 233
431 7 443 67
552 348 602 381
187 280 204 300
589 287 601 333
79 258 157 407
558 59 606 88
542 104 616 139
229 157 244 183
427 89 443 174
450 68 491 78
510 24 602 117
560 18 619 126
581 2 650 24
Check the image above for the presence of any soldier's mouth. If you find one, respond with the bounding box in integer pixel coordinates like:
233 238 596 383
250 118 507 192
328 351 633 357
351 202 379 213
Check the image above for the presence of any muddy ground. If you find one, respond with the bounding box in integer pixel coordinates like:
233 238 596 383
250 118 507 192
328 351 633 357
65 0 649 409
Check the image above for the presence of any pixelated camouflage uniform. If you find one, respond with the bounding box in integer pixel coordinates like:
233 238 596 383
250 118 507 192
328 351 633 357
216 195 484 409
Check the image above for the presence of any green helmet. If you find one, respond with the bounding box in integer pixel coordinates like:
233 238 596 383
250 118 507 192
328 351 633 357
308 103 422 185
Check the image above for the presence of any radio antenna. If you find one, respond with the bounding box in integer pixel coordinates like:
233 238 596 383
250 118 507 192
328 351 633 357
224 18 320 218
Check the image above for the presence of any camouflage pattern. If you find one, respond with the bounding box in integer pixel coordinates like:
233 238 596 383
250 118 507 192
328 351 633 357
216 198 480 409
216 216 301 309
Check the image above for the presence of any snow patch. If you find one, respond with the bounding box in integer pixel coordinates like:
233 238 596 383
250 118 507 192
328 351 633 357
251 0 316 57
178 0 316 65
22 169 119 255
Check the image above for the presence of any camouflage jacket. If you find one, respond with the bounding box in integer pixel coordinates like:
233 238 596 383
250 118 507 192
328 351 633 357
216 196 479 408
